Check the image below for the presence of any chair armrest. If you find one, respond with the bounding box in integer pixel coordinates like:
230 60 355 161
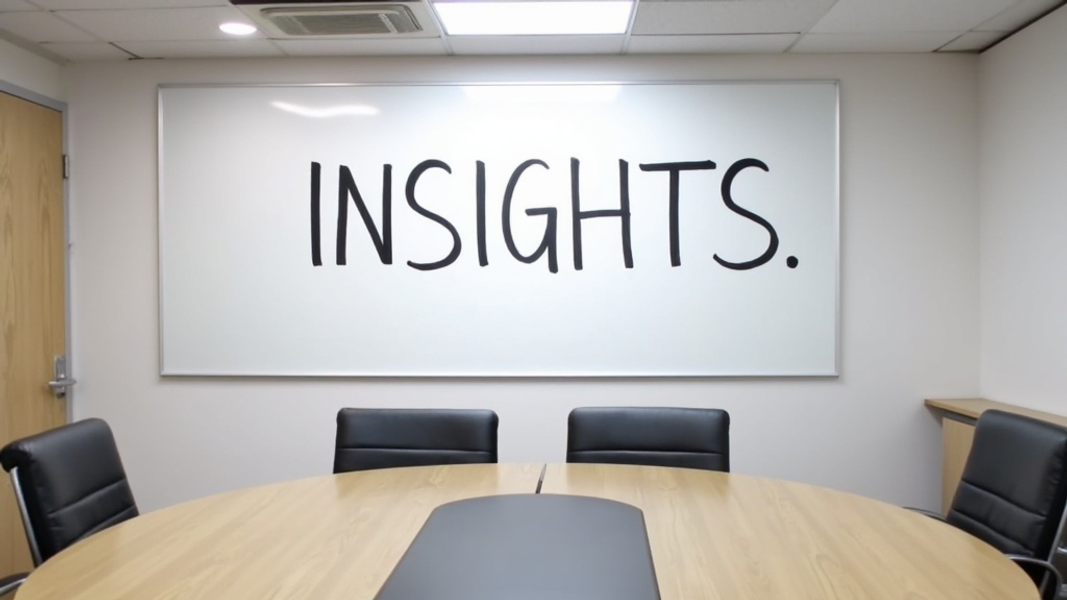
1006 555 1062 600
904 507 947 522
0 572 27 597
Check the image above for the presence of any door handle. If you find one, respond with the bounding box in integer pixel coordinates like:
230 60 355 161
47 377 77 397
48 356 76 398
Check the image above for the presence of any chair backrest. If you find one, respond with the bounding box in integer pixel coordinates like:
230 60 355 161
333 408 499 473
566 407 730 472
0 418 139 565
947 409 1067 563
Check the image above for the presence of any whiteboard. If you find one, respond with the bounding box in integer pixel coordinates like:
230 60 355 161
159 82 839 377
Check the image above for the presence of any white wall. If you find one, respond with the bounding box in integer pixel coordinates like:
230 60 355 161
65 53 980 513
979 6 1067 415
0 37 61 100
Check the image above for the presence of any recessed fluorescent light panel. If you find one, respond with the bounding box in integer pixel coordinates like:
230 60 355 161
219 21 258 35
432 1 634 36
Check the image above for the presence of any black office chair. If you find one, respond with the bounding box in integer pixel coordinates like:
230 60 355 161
929 410 1067 600
0 417 139 595
333 408 499 473
566 406 731 472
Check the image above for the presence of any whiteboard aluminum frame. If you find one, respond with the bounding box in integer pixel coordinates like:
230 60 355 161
157 80 840 378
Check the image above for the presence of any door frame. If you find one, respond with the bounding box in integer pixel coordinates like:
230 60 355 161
0 78 72 423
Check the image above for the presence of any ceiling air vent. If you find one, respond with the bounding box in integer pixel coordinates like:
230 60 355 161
231 2 432 38
262 5 420 35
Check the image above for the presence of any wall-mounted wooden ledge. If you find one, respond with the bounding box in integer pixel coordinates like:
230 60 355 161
924 397 1067 428
925 397 1067 514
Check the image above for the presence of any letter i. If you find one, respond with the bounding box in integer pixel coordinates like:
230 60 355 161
310 161 322 267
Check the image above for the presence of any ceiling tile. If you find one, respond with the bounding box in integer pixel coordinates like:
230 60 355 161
627 33 798 53
975 0 1063 31
632 0 837 35
792 31 961 52
274 37 448 56
31 0 229 7
0 0 35 11
447 34 625 55
936 30 1009 51
40 40 133 60
56 6 261 41
0 10 96 42
809 0 1017 33
117 39 285 59
0 0 1060 62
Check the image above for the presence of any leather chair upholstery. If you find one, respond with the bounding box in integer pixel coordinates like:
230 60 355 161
908 410 1067 599
945 410 1067 596
0 418 139 566
333 408 499 473
566 407 730 472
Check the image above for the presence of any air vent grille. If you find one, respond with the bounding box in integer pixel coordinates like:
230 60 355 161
260 5 421 36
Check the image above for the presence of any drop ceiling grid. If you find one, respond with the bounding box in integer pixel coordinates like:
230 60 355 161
631 0 837 35
29 0 230 8
0 0 35 10
56 6 263 41
38 40 130 60
0 9 95 42
627 33 800 54
793 31 968 53
939 30 1009 51
977 0 1064 30
811 0 1019 33
0 0 1060 61
117 38 284 58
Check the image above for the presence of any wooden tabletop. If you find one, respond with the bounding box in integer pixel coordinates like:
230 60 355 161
15 462 1038 600
15 463 543 600
542 463 1037 600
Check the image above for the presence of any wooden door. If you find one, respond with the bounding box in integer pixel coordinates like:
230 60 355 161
0 89 68 578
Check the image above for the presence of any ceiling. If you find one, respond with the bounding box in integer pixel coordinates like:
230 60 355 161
0 0 1062 64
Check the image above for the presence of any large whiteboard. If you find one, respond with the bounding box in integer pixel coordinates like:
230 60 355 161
159 82 839 376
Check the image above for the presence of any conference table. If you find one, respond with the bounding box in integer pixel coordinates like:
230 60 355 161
14 463 1037 600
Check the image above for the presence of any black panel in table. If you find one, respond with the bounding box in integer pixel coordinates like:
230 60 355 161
374 493 660 600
